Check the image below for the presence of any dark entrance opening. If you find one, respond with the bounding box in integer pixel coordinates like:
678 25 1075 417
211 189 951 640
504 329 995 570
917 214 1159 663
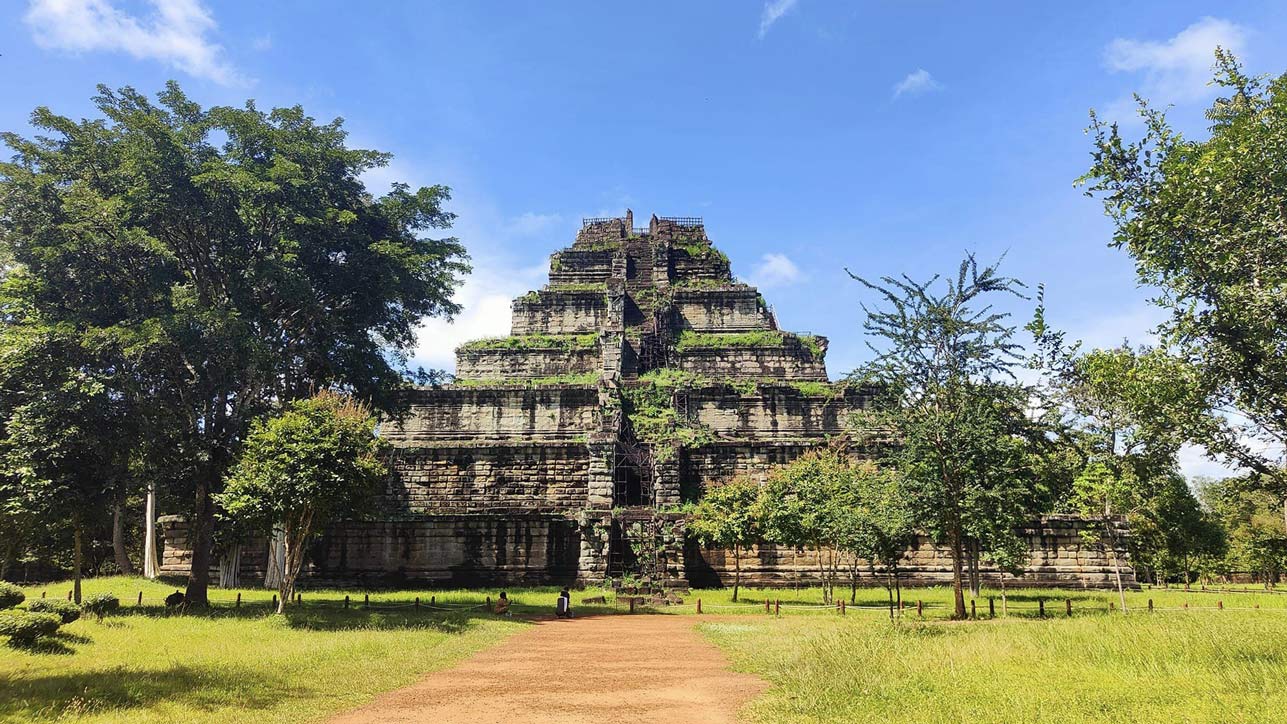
613 445 651 507
607 520 640 577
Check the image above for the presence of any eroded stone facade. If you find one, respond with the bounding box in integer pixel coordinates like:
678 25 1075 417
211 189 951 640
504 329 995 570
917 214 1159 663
162 212 1136 590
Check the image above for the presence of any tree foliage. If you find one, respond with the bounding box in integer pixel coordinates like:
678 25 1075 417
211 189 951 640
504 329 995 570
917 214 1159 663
0 83 468 603
850 254 1040 619
1080 49 1287 527
218 391 390 613
687 476 761 602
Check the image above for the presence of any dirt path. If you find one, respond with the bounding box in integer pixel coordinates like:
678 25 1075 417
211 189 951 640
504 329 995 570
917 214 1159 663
329 614 766 724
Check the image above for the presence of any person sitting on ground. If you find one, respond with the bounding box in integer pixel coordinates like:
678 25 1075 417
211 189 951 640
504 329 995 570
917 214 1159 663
494 591 511 616
555 588 573 618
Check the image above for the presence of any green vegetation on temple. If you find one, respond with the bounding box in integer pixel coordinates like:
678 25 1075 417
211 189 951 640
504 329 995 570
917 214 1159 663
452 372 599 387
515 283 609 304
457 332 598 352
671 239 730 266
674 330 824 357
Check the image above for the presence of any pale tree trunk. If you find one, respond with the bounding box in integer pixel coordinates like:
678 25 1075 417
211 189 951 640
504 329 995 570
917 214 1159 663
276 510 313 615
1104 507 1128 613
264 527 286 589
1000 571 1008 617
72 520 83 604
142 482 160 579
218 544 242 589
816 546 830 604
732 543 741 602
112 501 134 575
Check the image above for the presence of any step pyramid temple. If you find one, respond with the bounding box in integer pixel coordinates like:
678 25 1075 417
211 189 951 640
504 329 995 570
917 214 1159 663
162 212 1134 589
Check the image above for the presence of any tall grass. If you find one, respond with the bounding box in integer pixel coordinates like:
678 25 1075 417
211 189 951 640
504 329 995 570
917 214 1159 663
701 612 1287 723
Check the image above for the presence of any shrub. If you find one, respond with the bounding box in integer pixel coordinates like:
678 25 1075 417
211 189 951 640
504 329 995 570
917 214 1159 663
27 599 81 624
0 582 24 609
82 592 120 620
0 611 61 644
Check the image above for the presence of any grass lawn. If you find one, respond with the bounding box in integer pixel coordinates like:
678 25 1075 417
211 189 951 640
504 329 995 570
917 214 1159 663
3 576 1285 723
701 607 1287 723
0 577 530 724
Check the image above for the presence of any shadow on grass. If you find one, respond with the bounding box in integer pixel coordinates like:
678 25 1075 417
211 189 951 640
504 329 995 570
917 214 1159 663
0 664 289 720
102 602 544 634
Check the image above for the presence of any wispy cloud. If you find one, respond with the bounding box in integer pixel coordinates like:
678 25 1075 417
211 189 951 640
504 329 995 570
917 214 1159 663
749 252 803 289
505 212 564 237
25 0 242 85
893 69 941 99
757 0 799 39
1101 16 1248 119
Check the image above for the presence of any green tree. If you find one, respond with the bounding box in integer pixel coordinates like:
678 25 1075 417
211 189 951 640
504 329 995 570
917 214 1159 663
0 83 468 605
850 254 1040 619
687 476 761 602
1080 50 1287 531
830 459 913 612
755 449 848 603
218 392 389 613
0 328 133 602
1200 475 1287 588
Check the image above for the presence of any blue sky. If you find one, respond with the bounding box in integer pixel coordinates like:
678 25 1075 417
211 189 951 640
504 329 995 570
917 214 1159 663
4 1 1286 476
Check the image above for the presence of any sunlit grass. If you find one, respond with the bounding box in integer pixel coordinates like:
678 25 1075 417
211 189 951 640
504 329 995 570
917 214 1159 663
0 577 525 724
4 576 1284 722
701 611 1287 723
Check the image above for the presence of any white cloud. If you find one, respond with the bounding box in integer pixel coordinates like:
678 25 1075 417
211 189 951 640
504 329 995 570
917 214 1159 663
25 0 241 85
893 69 942 99
758 0 798 38
411 258 547 371
749 252 803 289
506 212 564 237
1102 17 1247 113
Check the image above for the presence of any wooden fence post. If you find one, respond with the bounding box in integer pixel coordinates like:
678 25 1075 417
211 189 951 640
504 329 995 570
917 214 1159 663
988 597 995 618
765 599 771 614
629 597 636 614
67 590 72 601
344 595 350 609
236 592 241 608
272 593 277 608
970 599 976 620
137 591 143 606
1148 598 1153 612
365 593 370 609
775 599 781 617
840 600 846 616
917 600 923 618
1218 600 1224 610
1038 599 1045 618
697 598 702 614
415 596 420 610
1066 599 1072 617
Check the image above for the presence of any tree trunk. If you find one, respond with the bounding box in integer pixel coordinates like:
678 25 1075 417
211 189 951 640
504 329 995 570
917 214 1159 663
968 540 982 598
817 546 830 604
143 481 160 579
732 543 741 603
264 528 286 589
850 556 859 604
1000 571 1008 617
112 501 134 575
185 472 216 607
73 522 83 605
218 544 242 589
893 562 902 615
1105 516 1128 614
949 526 967 619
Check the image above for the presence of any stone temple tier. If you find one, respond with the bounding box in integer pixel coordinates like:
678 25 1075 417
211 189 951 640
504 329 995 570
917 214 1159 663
162 212 1135 590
